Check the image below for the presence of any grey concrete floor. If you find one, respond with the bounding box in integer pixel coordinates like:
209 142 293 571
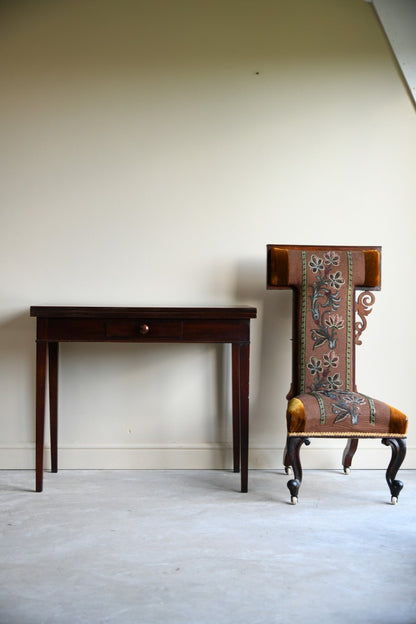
1 469 416 624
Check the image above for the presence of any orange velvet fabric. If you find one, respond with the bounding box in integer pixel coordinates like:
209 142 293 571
269 248 289 287
287 398 306 433
364 250 380 288
389 405 409 435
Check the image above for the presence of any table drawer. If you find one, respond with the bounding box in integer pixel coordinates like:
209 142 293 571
44 318 182 341
105 319 182 340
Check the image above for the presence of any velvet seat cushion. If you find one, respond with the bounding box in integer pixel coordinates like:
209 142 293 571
287 392 407 437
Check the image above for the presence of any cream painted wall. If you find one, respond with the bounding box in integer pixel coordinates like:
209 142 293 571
1 0 415 472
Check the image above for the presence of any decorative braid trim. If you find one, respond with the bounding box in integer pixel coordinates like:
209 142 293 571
346 251 353 391
311 392 326 425
361 394 376 425
300 251 307 393
288 431 407 438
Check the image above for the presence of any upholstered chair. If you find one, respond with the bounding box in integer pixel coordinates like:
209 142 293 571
267 245 407 504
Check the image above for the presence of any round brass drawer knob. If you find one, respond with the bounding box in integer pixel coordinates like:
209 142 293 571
139 324 150 335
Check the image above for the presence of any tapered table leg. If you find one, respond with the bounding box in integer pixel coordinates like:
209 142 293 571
49 342 59 473
231 344 240 474
239 342 250 493
35 342 47 492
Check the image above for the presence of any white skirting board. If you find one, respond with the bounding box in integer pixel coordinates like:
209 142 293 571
1 443 414 470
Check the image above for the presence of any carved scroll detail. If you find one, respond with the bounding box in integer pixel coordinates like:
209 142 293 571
355 291 376 345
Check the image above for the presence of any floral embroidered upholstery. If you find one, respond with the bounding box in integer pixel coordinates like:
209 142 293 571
267 245 408 504
283 249 407 437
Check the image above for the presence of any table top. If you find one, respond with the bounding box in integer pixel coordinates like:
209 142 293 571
30 306 257 320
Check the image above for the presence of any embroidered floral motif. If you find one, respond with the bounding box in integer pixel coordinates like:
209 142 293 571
323 251 340 266
309 254 324 273
324 314 344 330
332 393 366 425
323 350 339 368
307 356 323 376
309 253 343 350
327 373 342 391
307 351 343 394
329 271 345 290
307 350 367 425
305 252 369 427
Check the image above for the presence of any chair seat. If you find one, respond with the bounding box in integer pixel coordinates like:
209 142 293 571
287 391 407 437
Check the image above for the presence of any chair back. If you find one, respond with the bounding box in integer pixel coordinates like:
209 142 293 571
267 245 381 398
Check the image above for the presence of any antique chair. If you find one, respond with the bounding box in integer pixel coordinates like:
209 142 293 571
267 245 407 504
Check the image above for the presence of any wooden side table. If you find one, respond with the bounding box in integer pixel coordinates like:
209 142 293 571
30 306 257 493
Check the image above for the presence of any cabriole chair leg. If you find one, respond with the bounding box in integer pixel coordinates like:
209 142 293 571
286 436 310 504
283 443 292 474
342 438 358 475
382 437 406 504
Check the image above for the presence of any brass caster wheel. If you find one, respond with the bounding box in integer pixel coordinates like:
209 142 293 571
285 466 292 475
291 496 298 505
344 467 350 475
391 496 398 505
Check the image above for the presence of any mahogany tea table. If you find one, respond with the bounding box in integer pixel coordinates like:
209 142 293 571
30 306 257 493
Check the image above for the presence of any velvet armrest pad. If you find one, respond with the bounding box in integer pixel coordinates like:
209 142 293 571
364 250 380 288
268 248 289 287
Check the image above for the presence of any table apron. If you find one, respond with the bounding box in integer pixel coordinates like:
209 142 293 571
36 318 251 343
